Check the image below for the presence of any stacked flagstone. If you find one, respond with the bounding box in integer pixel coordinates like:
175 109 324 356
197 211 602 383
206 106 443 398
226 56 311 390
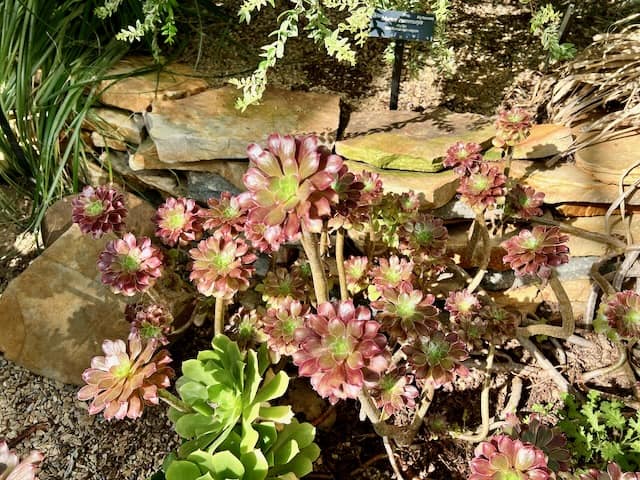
6 56 640 385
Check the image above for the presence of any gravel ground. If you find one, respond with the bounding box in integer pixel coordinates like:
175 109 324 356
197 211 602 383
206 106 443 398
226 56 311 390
0 356 179 479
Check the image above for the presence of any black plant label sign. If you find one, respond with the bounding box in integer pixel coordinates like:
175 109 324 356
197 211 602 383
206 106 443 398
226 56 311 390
369 9 436 42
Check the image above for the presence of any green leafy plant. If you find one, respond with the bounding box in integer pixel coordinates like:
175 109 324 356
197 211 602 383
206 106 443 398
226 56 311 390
556 391 640 471
521 1 577 62
163 335 319 479
96 0 178 59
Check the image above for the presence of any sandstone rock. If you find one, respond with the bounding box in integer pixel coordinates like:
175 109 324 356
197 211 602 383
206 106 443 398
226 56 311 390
494 276 593 322
446 223 511 271
510 160 640 205
0 226 132 384
575 133 640 185
564 215 640 257
556 203 640 217
90 131 127 151
144 87 340 163
344 159 459 209
101 152 183 198
42 193 157 247
129 139 248 190
84 108 145 144
512 124 574 159
335 109 494 172
98 57 208 112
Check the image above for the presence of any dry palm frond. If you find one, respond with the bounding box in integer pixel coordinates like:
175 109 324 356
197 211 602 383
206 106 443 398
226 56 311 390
529 13 640 161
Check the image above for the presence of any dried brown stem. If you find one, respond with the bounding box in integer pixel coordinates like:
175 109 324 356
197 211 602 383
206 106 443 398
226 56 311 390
517 335 571 393
453 343 495 442
530 216 626 250
516 271 575 339
582 341 628 382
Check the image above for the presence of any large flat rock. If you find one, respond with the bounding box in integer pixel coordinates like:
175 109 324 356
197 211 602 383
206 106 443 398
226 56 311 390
510 160 640 205
344 159 459 209
98 57 208 113
564 215 640 257
575 133 640 185
0 227 130 385
335 109 494 172
512 124 573 159
144 87 341 163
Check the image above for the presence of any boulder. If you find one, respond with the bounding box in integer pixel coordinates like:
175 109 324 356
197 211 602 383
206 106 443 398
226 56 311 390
564 215 640 257
98 57 208 113
574 133 640 185
90 131 127 151
144 87 341 163
101 152 183 198
344 159 459 209
512 124 574 159
335 109 494 172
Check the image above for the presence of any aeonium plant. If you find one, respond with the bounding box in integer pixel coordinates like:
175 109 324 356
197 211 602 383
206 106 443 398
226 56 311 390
73 119 575 479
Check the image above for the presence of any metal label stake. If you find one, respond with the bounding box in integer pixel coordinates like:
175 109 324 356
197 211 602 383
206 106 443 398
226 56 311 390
369 9 436 110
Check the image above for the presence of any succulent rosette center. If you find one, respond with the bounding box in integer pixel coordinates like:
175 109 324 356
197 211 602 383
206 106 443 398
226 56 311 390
293 300 388 404
85 200 105 216
243 133 343 238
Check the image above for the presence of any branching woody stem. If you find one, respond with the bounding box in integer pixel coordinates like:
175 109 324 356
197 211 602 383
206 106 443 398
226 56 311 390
468 215 490 293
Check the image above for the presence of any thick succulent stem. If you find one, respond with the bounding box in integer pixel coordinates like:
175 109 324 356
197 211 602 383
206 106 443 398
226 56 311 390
503 146 513 181
158 389 193 413
582 340 629 382
516 270 575 340
214 297 225 337
335 228 348 301
453 343 494 442
301 228 329 304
